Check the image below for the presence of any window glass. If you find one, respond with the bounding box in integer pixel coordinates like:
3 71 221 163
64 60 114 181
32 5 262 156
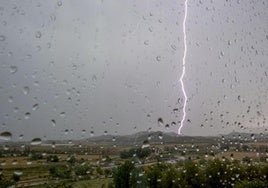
0 1 267 187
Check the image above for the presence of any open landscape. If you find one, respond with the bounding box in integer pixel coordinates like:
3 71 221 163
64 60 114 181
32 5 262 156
1 131 268 187
0 0 267 187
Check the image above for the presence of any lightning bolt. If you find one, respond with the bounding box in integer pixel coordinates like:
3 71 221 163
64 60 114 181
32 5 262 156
178 0 188 135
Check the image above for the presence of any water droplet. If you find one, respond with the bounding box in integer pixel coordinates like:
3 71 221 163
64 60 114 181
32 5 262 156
8 96 13 103
19 134 23 139
57 1 62 6
9 65 18 74
31 138 42 145
92 75 97 82
171 44 177 50
2 21 7 26
36 45 41 51
24 112 31 119
144 40 149 45
47 42 51 48
14 171 23 176
0 131 12 141
13 107 19 113
8 51 13 57
60 112 66 117
32 103 39 111
90 130 94 136
23 86 30 95
156 56 161 61
0 35 5 41
158 133 163 140
51 119 56 126
157 118 163 126
173 108 179 113
142 140 150 148
35 31 42 38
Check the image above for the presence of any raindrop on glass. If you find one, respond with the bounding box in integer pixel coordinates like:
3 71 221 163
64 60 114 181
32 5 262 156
9 65 18 74
24 112 31 119
142 140 150 148
157 118 163 126
156 56 161 62
144 40 149 45
8 96 13 103
32 103 39 111
92 75 97 82
0 35 5 41
60 112 66 117
23 86 30 95
158 133 163 140
171 44 177 50
31 138 42 145
51 119 56 126
0 131 12 141
57 1 62 6
35 31 42 38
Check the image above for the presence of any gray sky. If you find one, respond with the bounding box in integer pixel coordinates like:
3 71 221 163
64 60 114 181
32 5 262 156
0 0 267 141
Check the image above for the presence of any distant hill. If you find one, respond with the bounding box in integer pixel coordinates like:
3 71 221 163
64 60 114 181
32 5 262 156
84 131 217 146
222 131 268 141
2 131 268 146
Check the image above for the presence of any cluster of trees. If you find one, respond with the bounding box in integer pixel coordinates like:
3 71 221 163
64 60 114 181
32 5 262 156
120 148 151 159
0 171 23 187
48 162 113 180
111 159 268 188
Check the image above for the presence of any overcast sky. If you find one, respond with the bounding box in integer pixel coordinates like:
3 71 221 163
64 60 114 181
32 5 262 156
0 0 267 141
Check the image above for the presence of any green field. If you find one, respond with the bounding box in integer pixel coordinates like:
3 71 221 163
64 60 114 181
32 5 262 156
27 178 112 188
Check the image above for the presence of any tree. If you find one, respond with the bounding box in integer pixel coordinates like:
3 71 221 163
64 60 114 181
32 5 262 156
120 148 151 159
204 159 228 188
161 165 180 188
179 160 205 188
146 164 162 188
235 180 267 188
0 173 13 188
74 165 91 176
113 160 135 188
47 155 59 162
130 167 147 188
49 166 71 179
67 156 76 165
12 173 20 182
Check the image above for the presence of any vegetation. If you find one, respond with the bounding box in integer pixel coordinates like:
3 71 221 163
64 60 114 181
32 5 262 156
111 159 268 188
1 135 268 187
120 148 151 159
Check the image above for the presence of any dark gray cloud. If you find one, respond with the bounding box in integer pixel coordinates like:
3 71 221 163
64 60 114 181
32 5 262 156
0 0 267 141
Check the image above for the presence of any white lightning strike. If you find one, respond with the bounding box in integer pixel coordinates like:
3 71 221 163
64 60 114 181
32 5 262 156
178 0 188 135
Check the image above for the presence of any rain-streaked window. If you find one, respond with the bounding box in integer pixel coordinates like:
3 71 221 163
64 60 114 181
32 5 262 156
0 1 267 187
